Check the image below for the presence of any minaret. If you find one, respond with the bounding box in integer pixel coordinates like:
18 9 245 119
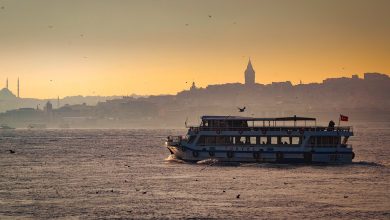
244 58 255 85
17 77 20 98
57 96 60 108
6 78 8 89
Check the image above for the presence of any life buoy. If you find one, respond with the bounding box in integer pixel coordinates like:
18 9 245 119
209 151 215 157
351 152 355 160
227 151 234 158
239 130 243 135
299 128 305 134
192 151 199 158
253 152 260 159
261 128 267 134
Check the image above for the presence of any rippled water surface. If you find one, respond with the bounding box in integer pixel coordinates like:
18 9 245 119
1 123 389 219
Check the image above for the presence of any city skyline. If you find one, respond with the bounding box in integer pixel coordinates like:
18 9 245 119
0 0 390 98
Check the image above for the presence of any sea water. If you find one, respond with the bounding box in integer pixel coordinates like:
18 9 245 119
0 122 389 219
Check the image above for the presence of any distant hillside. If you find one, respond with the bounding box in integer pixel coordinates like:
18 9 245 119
1 72 389 128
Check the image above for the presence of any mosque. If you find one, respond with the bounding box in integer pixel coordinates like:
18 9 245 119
0 78 19 99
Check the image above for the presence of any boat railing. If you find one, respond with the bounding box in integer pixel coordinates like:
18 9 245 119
189 126 352 133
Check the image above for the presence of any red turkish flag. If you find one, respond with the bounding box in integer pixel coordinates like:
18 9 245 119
340 114 349 121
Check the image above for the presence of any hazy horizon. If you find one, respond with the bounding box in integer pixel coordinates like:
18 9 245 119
1 0 390 99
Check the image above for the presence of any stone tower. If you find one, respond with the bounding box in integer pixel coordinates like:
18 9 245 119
244 59 255 85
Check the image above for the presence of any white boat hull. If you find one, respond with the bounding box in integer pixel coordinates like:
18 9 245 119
167 145 354 164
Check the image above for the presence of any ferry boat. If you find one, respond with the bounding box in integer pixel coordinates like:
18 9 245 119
166 115 355 163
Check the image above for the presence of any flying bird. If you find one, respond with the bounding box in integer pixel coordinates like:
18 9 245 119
208 15 212 18
238 107 246 112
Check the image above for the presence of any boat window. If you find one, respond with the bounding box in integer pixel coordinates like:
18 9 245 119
281 137 290 144
271 137 278 144
309 136 341 147
216 136 232 145
310 137 315 145
291 137 300 145
250 137 257 144
239 136 246 144
253 121 265 127
335 136 341 144
205 136 216 145
188 135 196 144
260 137 267 144
197 136 205 145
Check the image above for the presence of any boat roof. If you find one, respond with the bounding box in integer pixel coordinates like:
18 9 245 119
201 115 316 121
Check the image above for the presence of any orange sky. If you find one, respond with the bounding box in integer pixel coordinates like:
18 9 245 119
0 0 389 98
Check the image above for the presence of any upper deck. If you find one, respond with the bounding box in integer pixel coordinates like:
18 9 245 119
188 115 352 134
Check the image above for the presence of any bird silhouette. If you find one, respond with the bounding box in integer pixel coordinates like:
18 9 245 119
238 107 246 112
208 15 212 18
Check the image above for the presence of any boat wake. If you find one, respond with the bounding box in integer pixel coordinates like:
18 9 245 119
196 158 219 165
164 155 186 163
351 161 386 167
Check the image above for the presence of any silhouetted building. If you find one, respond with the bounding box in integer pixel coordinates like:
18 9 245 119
364 72 389 81
44 101 53 114
244 59 255 85
190 82 197 91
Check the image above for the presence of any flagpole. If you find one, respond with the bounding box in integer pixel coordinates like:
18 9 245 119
338 115 341 127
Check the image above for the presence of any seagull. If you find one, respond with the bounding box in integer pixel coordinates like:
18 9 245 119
1 6 5 10
185 23 189 26
238 107 246 112
208 15 212 18
9 150 15 154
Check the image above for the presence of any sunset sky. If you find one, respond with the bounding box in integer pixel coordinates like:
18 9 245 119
0 0 389 98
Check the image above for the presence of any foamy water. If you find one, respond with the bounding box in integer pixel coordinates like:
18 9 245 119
0 123 389 219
